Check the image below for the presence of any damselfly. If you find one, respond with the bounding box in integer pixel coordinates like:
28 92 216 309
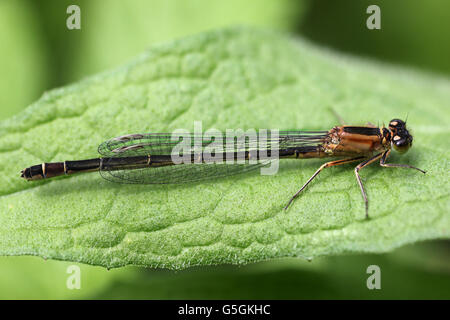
21 118 425 218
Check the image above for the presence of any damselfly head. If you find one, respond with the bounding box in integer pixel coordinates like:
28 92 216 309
389 119 412 153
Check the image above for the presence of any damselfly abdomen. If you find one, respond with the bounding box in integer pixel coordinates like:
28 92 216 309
21 119 425 218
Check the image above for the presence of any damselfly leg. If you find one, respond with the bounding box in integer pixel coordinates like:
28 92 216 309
354 150 426 219
354 153 384 219
284 156 366 211
329 108 346 125
380 150 426 173
329 108 378 128
286 149 426 219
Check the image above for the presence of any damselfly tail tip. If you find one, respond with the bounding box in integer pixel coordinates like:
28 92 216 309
20 168 32 181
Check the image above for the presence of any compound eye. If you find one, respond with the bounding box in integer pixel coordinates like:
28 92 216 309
392 135 411 153
389 119 405 128
390 121 398 127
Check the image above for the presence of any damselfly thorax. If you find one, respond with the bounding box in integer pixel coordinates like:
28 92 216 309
20 118 425 218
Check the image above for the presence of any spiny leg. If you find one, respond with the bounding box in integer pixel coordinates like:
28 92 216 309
380 150 426 173
328 107 346 125
329 107 377 127
284 156 365 210
354 153 384 219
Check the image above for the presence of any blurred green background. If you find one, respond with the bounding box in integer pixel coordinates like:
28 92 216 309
0 0 449 299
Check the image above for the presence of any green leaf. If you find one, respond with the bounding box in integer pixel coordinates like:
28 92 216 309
2 242 449 299
89 243 450 299
0 27 448 269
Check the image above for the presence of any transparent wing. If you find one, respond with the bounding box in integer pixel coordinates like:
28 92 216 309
97 131 327 184
99 161 270 184
97 131 328 157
